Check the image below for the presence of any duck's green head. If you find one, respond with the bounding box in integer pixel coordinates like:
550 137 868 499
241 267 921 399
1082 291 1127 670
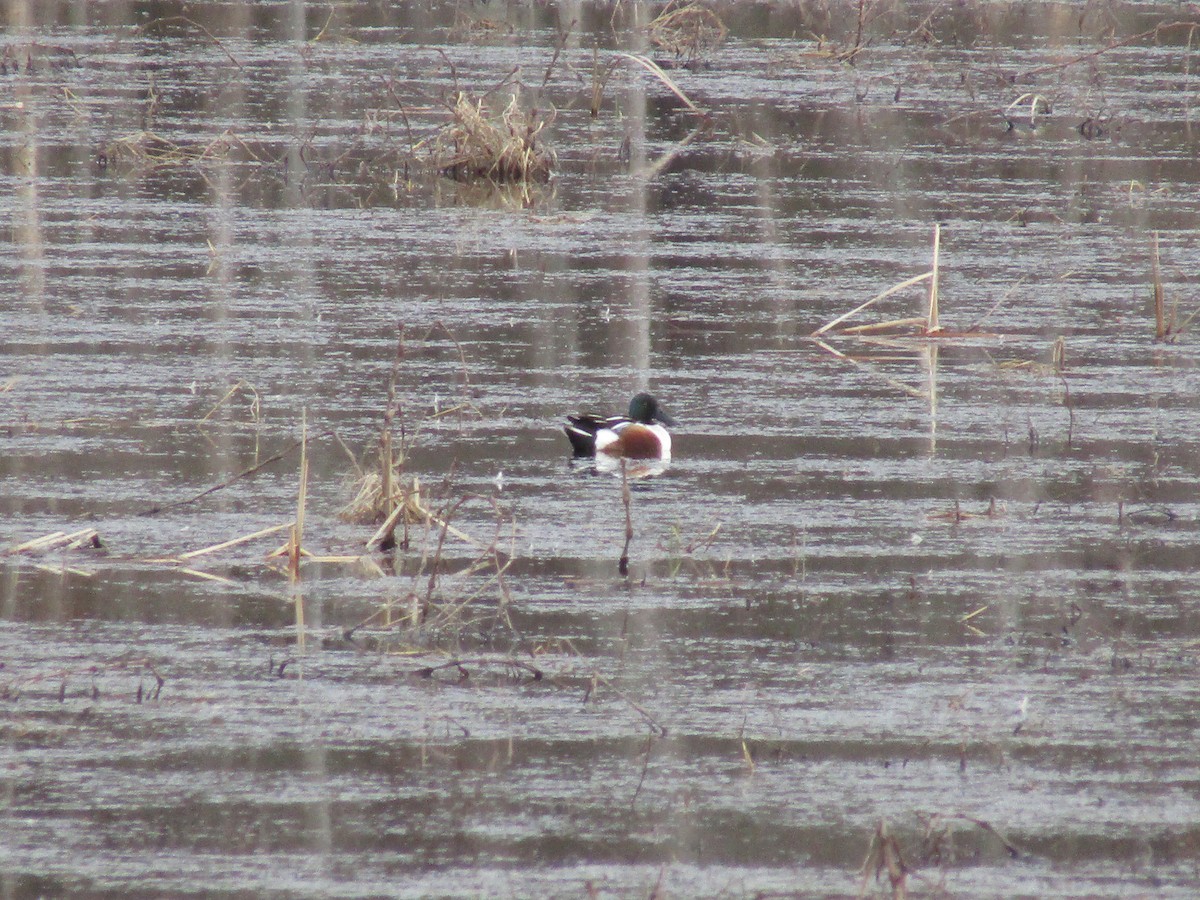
628 392 676 427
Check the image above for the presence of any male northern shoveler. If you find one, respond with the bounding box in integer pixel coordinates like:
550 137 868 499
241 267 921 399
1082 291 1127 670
564 392 676 460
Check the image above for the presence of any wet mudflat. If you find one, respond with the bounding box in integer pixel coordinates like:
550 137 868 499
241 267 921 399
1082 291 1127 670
4 1 1200 896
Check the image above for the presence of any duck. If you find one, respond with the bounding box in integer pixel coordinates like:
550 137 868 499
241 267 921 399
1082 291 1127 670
564 392 676 460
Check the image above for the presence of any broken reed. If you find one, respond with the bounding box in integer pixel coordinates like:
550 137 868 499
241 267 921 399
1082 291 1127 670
812 224 943 338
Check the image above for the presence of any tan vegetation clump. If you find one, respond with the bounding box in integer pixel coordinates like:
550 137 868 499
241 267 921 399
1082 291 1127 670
647 3 727 64
432 92 554 184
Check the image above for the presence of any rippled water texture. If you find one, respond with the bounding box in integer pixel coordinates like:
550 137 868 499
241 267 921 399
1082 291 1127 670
4 1 1200 896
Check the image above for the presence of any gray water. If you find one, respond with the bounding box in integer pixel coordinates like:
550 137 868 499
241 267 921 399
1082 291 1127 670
4 1 1200 896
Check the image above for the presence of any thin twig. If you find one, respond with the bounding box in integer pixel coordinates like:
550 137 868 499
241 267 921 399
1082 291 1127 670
137 431 332 517
135 16 246 73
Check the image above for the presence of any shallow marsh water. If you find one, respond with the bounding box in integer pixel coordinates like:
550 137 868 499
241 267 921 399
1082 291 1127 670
4 1 1200 896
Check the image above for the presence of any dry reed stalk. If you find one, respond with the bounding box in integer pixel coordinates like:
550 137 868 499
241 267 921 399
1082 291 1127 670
349 498 517 649
364 478 492 555
1003 92 1051 129
30 562 94 578
380 420 394 522
106 129 234 168
1148 231 1189 343
629 732 658 811
289 413 310 654
419 498 494 553
293 581 306 658
737 716 756 775
839 317 929 335
812 272 934 336
176 567 238 585
589 46 614 118
367 494 411 551
177 522 293 561
199 379 261 424
4 656 164 703
340 330 409 528
422 496 468 618
926 224 941 332
582 674 668 736
1018 20 1200 81
966 275 1028 331
308 7 336 45
919 812 1022 860
414 657 542 682
289 412 309 583
4 528 98 555
614 53 709 119
960 603 989 636
267 543 315 561
811 225 969 338
380 328 403 523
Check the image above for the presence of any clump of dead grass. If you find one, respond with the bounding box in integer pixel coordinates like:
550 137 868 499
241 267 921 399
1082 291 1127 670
432 92 554 184
102 129 237 169
647 3 727 65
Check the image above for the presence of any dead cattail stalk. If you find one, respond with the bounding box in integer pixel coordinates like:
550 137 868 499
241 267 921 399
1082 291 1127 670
839 317 929 336
177 568 238 585
1003 92 1051 129
1149 230 1182 343
367 488 411 551
1018 20 1200 81
844 0 869 64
